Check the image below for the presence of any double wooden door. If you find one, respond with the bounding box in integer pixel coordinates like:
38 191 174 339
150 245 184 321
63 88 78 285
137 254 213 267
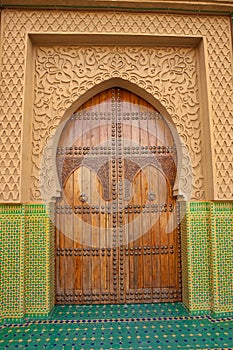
55 88 181 304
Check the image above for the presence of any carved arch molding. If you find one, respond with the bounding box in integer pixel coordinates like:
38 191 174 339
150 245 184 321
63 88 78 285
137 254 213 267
0 10 232 202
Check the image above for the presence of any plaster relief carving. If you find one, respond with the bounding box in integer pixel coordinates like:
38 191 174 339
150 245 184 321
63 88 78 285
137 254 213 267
33 46 202 201
0 10 232 201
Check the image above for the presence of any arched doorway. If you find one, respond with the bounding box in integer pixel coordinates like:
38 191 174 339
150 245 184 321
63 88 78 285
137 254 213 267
55 88 181 304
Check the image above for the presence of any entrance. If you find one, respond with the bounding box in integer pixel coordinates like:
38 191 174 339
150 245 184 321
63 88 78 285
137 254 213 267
55 88 181 304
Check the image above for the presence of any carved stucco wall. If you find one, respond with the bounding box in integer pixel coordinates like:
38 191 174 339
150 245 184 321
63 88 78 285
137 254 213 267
33 46 200 201
0 10 232 202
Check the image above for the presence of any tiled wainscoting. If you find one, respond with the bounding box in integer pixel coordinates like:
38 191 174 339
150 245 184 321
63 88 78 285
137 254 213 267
180 201 233 316
0 202 232 321
0 204 54 320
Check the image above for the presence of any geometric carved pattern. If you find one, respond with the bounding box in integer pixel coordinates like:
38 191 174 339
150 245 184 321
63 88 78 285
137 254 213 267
0 10 232 201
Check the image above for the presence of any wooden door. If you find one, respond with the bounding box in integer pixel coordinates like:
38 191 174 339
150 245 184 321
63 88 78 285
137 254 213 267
55 88 181 304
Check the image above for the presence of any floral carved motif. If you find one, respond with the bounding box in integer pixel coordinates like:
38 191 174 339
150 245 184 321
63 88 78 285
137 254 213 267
33 46 202 200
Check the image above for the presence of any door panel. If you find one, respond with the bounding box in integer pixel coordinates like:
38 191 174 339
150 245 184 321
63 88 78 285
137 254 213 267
55 88 181 304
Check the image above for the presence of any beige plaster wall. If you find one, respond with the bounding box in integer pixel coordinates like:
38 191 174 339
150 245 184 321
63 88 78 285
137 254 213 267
0 9 232 203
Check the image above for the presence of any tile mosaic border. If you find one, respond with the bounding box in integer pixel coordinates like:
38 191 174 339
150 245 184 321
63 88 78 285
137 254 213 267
1 313 233 331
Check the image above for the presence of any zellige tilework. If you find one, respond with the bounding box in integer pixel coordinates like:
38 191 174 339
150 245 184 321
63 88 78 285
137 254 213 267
0 201 233 320
210 202 233 315
24 204 54 317
0 204 54 320
1 303 233 349
0 205 25 319
180 202 211 313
